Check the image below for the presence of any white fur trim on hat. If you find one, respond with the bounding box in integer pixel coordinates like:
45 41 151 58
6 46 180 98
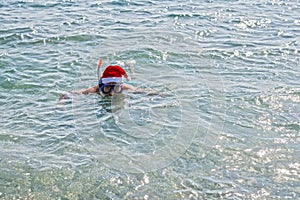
101 77 122 84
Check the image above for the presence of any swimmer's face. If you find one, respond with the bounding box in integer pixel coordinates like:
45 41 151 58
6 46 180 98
101 82 123 96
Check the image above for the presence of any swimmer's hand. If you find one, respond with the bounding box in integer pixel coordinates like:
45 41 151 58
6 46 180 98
57 93 72 110
59 93 71 101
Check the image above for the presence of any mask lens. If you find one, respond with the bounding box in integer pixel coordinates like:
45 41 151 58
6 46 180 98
113 84 123 93
101 85 112 94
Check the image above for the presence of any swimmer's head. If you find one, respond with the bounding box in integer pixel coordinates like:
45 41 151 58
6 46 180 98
99 65 130 96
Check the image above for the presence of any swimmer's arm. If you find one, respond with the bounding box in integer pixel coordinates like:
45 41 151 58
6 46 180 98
80 85 99 95
123 83 162 96
122 83 136 90
59 85 99 100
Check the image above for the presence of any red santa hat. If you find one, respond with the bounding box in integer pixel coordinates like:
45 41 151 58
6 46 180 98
101 65 130 84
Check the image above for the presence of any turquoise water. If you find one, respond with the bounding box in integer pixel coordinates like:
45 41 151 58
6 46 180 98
1 0 299 199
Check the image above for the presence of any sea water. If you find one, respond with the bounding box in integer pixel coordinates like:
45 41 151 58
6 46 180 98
0 0 299 199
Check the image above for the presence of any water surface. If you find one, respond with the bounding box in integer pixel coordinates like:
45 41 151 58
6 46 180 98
0 0 299 199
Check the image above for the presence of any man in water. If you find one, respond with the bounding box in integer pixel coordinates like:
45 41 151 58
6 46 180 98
59 65 153 100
